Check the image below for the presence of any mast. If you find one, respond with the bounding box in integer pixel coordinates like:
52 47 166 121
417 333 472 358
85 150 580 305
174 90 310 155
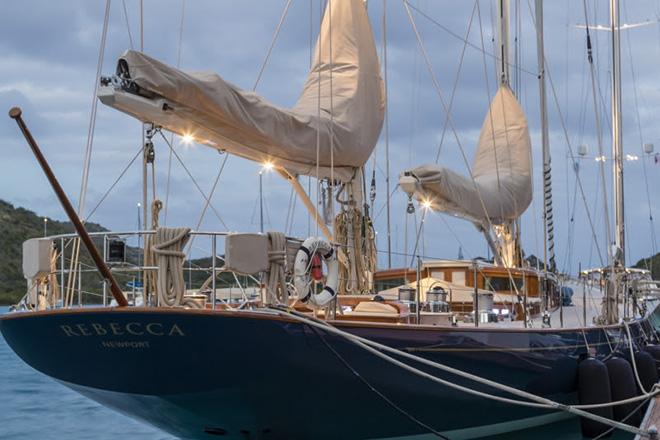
535 0 556 273
383 1 392 268
496 0 510 86
610 0 625 266
491 0 518 268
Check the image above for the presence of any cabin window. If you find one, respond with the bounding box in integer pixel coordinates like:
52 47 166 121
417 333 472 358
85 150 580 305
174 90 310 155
452 271 466 286
484 276 523 292
431 270 445 281
374 278 406 293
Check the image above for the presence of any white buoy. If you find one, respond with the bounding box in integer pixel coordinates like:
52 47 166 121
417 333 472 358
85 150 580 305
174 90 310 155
578 144 588 156
644 143 654 154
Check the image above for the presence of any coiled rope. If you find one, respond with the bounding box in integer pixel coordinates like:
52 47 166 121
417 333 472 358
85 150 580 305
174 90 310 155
263 232 289 305
150 227 199 308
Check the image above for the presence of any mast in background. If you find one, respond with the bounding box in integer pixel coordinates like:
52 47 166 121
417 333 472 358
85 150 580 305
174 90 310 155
489 0 520 268
535 0 556 273
610 0 625 266
600 0 624 325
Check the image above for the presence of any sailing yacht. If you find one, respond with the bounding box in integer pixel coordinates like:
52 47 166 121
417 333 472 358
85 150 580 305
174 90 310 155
2 1 660 439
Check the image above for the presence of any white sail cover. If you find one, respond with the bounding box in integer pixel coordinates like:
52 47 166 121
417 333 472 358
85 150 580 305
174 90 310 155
400 86 532 224
98 0 384 182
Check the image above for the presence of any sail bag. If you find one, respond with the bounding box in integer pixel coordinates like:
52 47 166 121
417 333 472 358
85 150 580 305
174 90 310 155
99 0 384 182
401 86 532 224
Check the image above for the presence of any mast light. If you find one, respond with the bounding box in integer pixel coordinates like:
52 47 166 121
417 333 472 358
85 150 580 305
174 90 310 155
260 161 274 174
181 133 194 145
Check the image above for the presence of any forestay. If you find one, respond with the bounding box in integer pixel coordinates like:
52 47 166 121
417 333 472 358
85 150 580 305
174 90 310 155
98 0 384 182
400 85 532 225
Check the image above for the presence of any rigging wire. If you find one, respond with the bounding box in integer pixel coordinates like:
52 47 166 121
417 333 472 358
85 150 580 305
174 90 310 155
581 0 613 268
405 2 538 78
284 185 296 234
314 0 323 238
121 0 135 50
139 0 144 52
158 131 229 229
84 144 145 222
185 153 230 257
78 0 111 217
475 1 503 220
310 325 449 439
525 0 606 267
621 1 658 274
253 0 293 92
68 0 110 308
163 0 186 226
434 1 478 164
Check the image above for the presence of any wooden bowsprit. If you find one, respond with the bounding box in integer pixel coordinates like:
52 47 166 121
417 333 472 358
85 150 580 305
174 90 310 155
9 106 129 307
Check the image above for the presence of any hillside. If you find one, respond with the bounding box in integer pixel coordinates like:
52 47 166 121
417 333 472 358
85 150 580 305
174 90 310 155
634 252 660 277
0 200 236 305
0 200 106 304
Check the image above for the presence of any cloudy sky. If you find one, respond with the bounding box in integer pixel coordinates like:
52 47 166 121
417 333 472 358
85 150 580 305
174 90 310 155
1 0 660 274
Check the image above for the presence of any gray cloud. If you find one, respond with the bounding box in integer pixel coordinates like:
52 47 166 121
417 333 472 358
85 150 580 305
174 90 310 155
1 0 659 273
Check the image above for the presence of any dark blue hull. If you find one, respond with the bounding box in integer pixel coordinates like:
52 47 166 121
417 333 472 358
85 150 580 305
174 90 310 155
1 307 657 439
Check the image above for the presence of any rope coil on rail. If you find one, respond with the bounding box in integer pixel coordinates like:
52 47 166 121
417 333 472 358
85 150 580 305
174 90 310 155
150 227 199 308
263 231 289 305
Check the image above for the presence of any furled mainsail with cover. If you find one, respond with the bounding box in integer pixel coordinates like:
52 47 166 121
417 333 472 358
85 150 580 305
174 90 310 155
98 0 384 182
400 85 532 225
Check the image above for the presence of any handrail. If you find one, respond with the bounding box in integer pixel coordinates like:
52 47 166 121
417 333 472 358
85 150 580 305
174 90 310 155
41 229 235 241
15 229 267 310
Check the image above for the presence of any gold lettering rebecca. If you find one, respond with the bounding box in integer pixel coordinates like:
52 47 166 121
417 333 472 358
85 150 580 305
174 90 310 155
59 322 185 337
146 323 164 336
126 322 144 336
109 323 125 336
60 325 79 337
91 323 107 336
169 323 185 336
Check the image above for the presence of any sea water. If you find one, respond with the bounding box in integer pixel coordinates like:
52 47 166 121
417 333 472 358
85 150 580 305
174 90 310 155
0 306 635 439
0 307 173 440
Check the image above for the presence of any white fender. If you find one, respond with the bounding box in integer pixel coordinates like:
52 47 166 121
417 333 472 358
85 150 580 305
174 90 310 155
293 237 339 308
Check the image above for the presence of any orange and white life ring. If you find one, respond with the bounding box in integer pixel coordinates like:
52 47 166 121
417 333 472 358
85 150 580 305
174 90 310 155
293 237 339 307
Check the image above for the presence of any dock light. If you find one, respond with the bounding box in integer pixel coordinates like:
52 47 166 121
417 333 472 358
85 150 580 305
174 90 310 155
595 155 607 162
181 133 194 145
625 154 638 161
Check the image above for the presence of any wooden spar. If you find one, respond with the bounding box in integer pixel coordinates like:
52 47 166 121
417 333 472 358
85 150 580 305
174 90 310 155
276 168 333 241
9 107 129 307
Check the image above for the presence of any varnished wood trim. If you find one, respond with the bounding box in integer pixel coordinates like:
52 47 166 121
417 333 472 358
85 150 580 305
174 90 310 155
0 306 636 334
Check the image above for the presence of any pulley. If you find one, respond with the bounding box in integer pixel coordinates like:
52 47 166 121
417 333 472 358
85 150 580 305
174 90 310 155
406 196 415 214
144 123 156 164
145 140 155 163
